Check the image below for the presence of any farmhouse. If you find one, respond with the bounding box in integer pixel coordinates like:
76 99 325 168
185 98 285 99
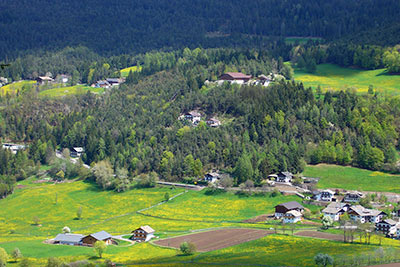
218 72 252 85
53 234 84 246
93 80 111 89
55 74 70 84
348 205 386 223
2 143 26 154
322 203 349 221
275 201 304 219
106 78 125 87
184 111 201 125
392 208 400 218
313 189 336 202
272 171 293 184
283 210 302 223
36 76 54 85
81 231 115 246
130 225 155 242
206 117 221 127
343 191 363 203
204 172 220 183
70 147 84 158
376 219 399 236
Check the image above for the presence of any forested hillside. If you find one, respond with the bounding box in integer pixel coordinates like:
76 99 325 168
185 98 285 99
0 0 400 58
1 48 399 194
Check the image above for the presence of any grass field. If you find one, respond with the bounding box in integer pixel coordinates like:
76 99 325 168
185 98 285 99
303 164 400 193
0 80 36 95
120 65 142 77
1 179 399 266
144 190 319 223
294 63 400 95
39 85 104 98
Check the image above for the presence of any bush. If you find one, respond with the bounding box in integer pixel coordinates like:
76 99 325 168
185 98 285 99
180 241 196 255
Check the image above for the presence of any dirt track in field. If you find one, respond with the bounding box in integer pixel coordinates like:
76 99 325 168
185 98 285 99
154 228 273 252
295 230 344 242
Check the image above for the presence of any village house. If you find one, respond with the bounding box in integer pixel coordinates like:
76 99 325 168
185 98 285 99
93 80 111 89
376 219 400 237
391 208 400 218
343 191 364 203
313 189 336 202
81 231 115 246
70 147 84 158
184 111 201 125
53 233 84 246
275 201 304 219
218 72 252 85
206 117 221 127
130 225 155 242
204 172 220 183
2 143 26 154
348 205 386 223
255 74 273 87
283 210 302 223
36 76 54 85
322 203 350 221
269 171 293 184
55 74 70 84
0 77 8 86
106 78 125 87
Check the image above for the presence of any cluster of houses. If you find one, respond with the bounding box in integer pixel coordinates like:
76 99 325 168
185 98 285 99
53 226 155 246
179 110 221 127
215 72 274 87
36 74 71 85
91 78 125 89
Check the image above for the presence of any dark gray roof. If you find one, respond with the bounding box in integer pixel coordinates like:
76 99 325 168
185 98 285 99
275 201 304 210
54 234 84 243
381 219 398 226
90 230 112 241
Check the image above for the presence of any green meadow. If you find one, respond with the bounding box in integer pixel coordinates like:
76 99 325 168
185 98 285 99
0 179 399 266
0 80 36 95
39 85 104 98
303 164 400 193
294 63 400 95
120 65 142 77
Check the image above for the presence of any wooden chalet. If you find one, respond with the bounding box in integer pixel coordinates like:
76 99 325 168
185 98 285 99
283 210 302 223
348 205 386 224
218 72 252 82
274 201 304 219
376 219 399 236
81 231 116 246
130 225 155 242
70 147 84 158
36 76 54 85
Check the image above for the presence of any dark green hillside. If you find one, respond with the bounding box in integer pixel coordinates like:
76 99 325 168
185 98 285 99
0 0 399 57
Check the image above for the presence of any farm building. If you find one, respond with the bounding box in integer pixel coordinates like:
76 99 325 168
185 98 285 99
392 208 400 218
348 205 386 223
218 72 252 85
184 111 201 125
322 203 349 221
93 80 111 89
204 172 220 183
313 189 336 202
343 191 364 203
206 117 221 127
269 171 293 184
376 219 400 236
130 225 155 242
36 76 54 85
55 74 70 84
70 147 84 158
106 78 125 87
2 143 26 154
274 201 304 219
283 210 302 223
53 234 84 246
81 231 116 246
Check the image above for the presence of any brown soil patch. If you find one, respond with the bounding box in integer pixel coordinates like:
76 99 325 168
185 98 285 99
154 228 273 252
16 185 27 189
242 214 273 223
295 230 344 242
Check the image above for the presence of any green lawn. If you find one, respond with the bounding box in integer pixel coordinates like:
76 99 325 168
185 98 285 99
144 190 318 222
303 164 400 193
39 85 104 98
294 63 400 95
120 65 142 77
0 80 36 95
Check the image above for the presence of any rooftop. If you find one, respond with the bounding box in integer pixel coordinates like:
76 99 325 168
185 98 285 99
275 201 304 210
89 230 112 241
54 233 84 243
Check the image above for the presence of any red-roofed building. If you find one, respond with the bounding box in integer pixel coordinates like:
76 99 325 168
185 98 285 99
218 72 252 82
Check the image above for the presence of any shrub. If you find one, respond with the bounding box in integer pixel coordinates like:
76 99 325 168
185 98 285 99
180 241 196 255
